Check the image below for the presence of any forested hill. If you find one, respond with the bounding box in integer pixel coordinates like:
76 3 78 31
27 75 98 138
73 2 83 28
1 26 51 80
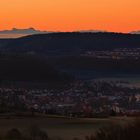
0 32 140 56
0 54 72 85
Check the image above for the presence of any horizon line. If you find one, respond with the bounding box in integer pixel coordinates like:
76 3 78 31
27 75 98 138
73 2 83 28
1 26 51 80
0 27 140 34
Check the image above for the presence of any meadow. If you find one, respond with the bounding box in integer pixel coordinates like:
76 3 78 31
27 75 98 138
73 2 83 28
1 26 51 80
0 115 134 140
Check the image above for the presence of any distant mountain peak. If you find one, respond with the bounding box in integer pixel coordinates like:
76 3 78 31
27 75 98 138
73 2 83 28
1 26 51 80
12 27 35 30
0 28 49 35
130 30 140 34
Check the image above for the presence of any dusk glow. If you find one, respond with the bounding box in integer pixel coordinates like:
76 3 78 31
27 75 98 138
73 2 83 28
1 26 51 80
0 0 140 32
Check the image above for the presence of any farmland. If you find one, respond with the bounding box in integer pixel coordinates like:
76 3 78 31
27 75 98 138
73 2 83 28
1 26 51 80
0 115 134 140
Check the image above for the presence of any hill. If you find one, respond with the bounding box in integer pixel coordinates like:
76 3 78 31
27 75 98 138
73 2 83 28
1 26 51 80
0 54 72 86
0 32 140 56
1 32 140 79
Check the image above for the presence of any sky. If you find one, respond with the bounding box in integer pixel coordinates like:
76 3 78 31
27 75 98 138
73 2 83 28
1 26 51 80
0 0 140 33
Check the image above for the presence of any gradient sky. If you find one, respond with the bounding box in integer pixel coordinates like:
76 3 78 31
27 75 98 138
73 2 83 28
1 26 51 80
0 0 140 32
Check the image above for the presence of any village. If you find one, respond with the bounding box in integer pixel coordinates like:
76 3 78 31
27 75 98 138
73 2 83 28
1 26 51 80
82 48 140 59
0 80 140 118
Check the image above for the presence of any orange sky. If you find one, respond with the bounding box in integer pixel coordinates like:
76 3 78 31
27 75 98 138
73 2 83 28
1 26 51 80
0 0 140 33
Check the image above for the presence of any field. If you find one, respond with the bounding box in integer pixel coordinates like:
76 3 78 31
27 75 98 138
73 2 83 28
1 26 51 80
0 115 134 140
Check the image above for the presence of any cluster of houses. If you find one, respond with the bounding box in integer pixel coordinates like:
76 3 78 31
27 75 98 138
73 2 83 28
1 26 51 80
82 48 140 59
0 80 140 117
